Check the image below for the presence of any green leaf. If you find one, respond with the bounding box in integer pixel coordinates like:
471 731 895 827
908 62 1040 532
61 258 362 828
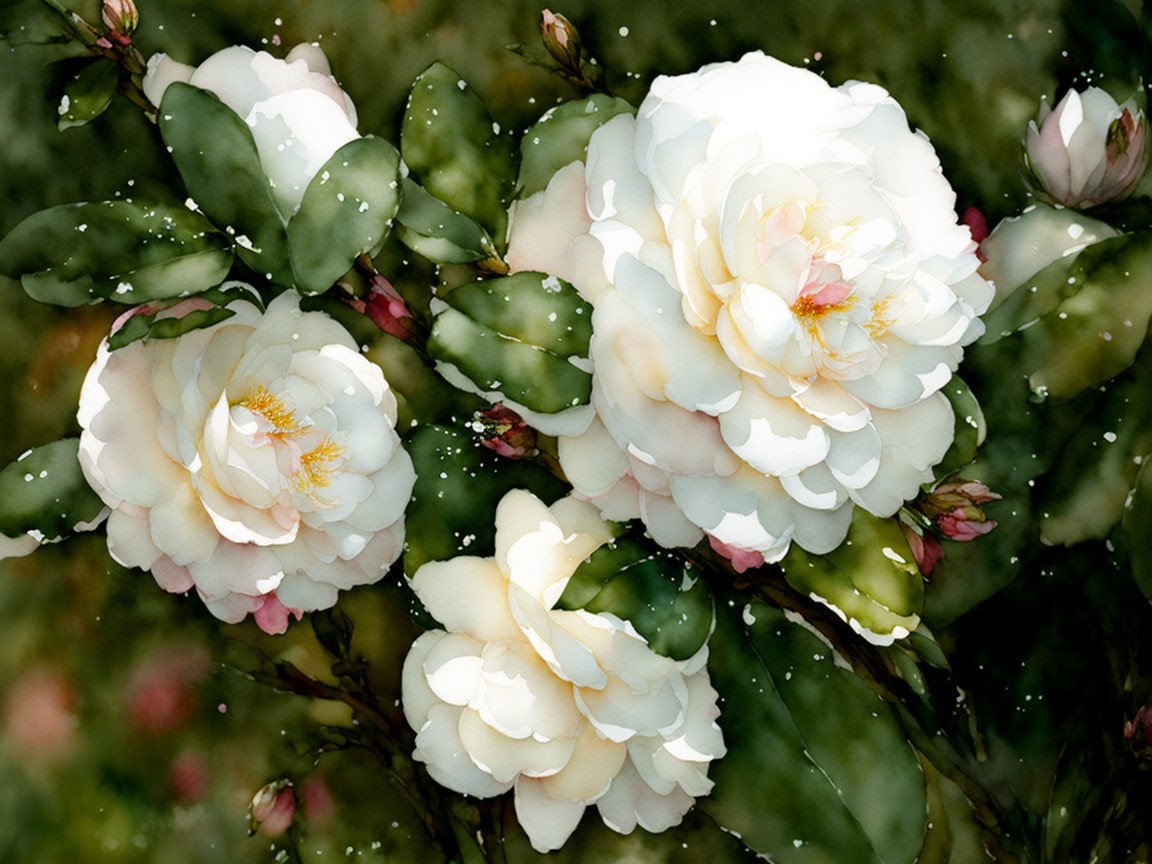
427 271 593 416
394 178 497 264
0 0 71 44
1123 458 1152 604
779 510 923 643
158 82 293 285
0 200 233 307
286 136 402 294
517 94 634 198
1038 350 1152 545
401 63 515 243
931 376 985 482
555 532 713 661
0 438 104 540
57 59 118 131
403 424 567 575
702 600 926 864
1017 230 1152 401
108 306 235 351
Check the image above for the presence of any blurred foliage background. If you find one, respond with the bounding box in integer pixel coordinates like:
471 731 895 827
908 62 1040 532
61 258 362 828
1 0 1152 861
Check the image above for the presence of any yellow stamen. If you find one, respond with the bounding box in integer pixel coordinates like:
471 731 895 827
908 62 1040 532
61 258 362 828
292 436 347 496
791 294 855 323
239 386 304 438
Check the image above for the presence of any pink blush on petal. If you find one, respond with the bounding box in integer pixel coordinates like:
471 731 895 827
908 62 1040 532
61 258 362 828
253 593 303 634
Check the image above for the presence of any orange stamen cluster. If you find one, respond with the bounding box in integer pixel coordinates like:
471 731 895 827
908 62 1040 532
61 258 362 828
239 386 304 438
292 436 348 496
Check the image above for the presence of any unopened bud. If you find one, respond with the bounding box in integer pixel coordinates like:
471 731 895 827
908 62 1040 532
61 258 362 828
1125 705 1152 752
936 508 997 542
899 521 945 577
921 481 1000 519
1023 86 1149 209
472 404 537 459
249 780 295 838
101 0 138 40
540 9 581 70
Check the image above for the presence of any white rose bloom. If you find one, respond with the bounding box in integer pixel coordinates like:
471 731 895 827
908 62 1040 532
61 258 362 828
77 291 416 634
143 43 360 218
401 490 725 853
507 52 993 563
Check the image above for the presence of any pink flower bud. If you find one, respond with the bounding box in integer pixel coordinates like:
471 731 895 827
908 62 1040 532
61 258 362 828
472 404 537 459
708 534 766 574
250 780 295 837
346 274 421 344
899 522 945 577
540 9 581 69
1024 87 1149 209
921 480 1000 519
937 508 997 542
101 0 139 40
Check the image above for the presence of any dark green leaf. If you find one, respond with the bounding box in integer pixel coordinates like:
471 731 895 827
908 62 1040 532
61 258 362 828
702 600 926 864
517 94 634 198
57 59 118 131
0 0 71 45
931 376 985 482
0 438 104 540
1123 458 1152 604
0 200 233 306
394 178 497 264
428 271 594 416
401 63 515 242
107 306 236 350
1039 349 1152 545
1017 230 1152 401
555 532 712 661
286 136 402 294
403 424 567 575
779 510 923 643
158 82 292 285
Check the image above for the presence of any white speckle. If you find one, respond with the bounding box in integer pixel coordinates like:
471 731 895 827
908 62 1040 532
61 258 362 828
77 223 87 233
618 26 630 36
23 473 33 482
457 80 467 90
547 312 557 322
492 122 501 135
274 16 282 25
1067 223 1084 240
344 385 356 396
57 95 70 116
115 281 133 295
742 604 756 626
337 192 345 202
17 450 32 462
1104 431 1117 443
541 275 562 293
358 201 369 212
881 546 907 565
184 197 199 211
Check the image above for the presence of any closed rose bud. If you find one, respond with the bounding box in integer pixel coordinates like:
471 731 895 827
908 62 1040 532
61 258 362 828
1024 87 1149 209
540 9 581 70
472 404 537 459
899 522 945 577
101 0 139 39
921 481 1001 518
937 508 997 542
249 780 295 837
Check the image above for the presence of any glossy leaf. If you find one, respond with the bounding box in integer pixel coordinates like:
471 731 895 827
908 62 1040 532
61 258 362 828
0 438 104 540
780 510 923 643
703 600 926 864
158 82 293 285
555 531 712 661
1038 350 1152 545
517 94 634 198
403 424 567 575
428 271 593 415
0 200 233 306
58 59 118 131
394 178 497 264
401 63 515 242
932 376 985 482
286 136 402 294
1018 230 1152 401
0 0 73 44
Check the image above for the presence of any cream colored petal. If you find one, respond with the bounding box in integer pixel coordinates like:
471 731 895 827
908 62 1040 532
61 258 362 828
594 757 694 835
514 776 587 853
414 703 512 798
539 722 628 803
457 707 577 783
409 557 521 642
401 630 446 732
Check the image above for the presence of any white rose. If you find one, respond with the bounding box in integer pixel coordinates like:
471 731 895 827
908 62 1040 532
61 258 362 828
77 291 416 634
401 490 725 853
143 44 360 218
1023 87 1148 210
507 52 993 563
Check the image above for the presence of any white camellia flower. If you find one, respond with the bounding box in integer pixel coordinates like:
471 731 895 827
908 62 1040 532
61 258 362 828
1023 87 1148 210
77 291 416 634
507 52 993 565
401 490 725 853
143 43 360 218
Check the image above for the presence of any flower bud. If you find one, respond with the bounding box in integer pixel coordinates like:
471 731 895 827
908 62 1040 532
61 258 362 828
1024 86 1149 209
920 481 1000 518
249 780 295 837
1125 705 1152 750
899 521 945 577
101 0 139 40
471 404 537 459
936 509 997 542
540 9 582 70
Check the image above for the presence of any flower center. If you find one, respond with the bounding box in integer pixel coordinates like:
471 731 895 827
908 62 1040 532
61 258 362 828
292 435 348 498
239 386 304 438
